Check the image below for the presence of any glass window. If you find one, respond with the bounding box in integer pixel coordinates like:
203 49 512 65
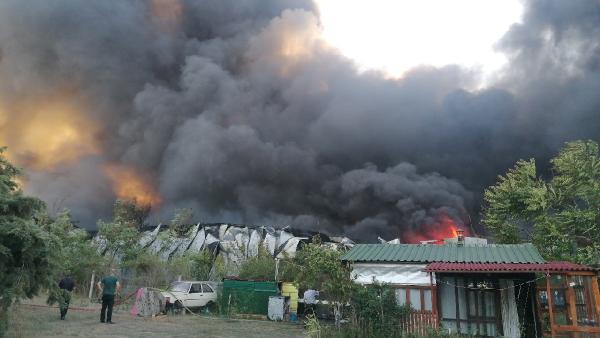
190 283 202 293
423 289 432 311
571 275 599 327
440 278 456 319
202 283 214 293
549 275 572 326
169 282 190 293
441 320 457 333
457 279 467 320
395 288 406 306
410 289 421 310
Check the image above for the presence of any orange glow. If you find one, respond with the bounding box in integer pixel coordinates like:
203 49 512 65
104 164 162 207
0 94 99 169
402 212 468 244
151 0 183 32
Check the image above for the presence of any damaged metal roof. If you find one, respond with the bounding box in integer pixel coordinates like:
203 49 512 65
341 243 545 263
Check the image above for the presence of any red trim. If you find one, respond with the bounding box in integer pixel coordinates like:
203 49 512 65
424 261 596 273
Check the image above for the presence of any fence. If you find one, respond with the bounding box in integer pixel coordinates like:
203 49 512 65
399 311 438 336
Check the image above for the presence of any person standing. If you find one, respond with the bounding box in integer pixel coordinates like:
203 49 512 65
58 276 75 320
97 269 120 324
303 289 319 316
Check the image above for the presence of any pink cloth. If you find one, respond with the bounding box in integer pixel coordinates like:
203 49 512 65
130 288 144 316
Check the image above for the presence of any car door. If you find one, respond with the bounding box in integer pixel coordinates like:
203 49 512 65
186 283 203 307
201 283 216 305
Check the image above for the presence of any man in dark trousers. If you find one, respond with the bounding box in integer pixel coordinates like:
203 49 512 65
58 276 75 320
97 269 120 324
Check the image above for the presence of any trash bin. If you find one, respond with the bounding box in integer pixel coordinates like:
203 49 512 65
268 296 285 321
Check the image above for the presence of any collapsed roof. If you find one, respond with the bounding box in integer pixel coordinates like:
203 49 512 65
93 223 355 264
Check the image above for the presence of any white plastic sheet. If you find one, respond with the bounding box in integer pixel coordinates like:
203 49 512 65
351 263 431 285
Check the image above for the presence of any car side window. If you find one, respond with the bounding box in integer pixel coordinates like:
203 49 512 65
190 283 202 293
202 283 214 293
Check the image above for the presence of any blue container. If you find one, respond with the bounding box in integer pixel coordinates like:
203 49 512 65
290 313 298 322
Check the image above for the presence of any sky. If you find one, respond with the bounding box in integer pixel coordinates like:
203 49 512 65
1 0 599 242
316 0 523 83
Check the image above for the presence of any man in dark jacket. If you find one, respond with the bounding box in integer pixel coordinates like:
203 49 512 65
58 276 75 320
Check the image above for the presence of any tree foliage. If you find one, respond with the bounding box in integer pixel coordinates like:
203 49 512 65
0 147 58 336
113 199 150 230
483 140 600 264
294 236 355 324
237 246 298 281
170 208 193 237
41 210 105 304
98 202 142 266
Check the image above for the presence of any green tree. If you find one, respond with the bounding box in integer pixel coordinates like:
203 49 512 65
98 202 142 266
294 236 355 326
170 208 193 237
41 210 104 303
0 147 58 336
483 140 600 264
113 199 151 230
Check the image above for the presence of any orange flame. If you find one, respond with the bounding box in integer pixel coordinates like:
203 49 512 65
402 212 468 244
104 164 162 207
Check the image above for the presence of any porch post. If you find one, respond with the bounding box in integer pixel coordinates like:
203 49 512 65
591 275 600 322
546 273 556 338
565 275 578 337
430 272 438 327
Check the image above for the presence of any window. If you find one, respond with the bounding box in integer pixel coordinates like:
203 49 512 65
202 283 214 293
395 286 433 312
439 276 501 337
169 282 190 293
395 288 406 305
190 283 202 293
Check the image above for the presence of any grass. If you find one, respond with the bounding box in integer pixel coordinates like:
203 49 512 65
6 297 306 338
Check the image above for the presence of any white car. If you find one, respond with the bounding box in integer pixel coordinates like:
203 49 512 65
162 281 218 311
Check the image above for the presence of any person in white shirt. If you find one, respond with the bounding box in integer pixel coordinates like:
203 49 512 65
303 289 319 316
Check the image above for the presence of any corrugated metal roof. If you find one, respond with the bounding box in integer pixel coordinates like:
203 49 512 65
341 243 545 263
424 261 597 273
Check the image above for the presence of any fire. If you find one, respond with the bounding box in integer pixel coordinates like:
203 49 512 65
0 94 99 169
104 164 162 207
151 0 183 32
402 212 469 244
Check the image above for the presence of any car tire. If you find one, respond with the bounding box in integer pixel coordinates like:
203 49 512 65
174 300 184 315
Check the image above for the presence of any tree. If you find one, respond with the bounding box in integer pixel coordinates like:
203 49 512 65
98 202 142 266
0 147 58 336
294 236 355 326
41 210 104 303
113 199 151 230
483 140 600 264
170 208 193 237
237 246 298 281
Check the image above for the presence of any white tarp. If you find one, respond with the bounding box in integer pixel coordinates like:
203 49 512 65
139 224 161 248
351 263 431 285
247 229 263 257
173 224 200 257
500 279 521 338
188 227 206 252
276 237 306 259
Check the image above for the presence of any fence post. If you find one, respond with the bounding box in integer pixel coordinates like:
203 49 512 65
88 270 95 300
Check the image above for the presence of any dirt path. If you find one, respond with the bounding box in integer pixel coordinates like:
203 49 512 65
7 304 307 338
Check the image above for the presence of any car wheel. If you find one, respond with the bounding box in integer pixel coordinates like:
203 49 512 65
174 300 184 315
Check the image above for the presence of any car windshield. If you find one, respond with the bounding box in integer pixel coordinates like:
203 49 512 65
169 282 190 293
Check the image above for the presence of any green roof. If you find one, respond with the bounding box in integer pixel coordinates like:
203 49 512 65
341 243 545 264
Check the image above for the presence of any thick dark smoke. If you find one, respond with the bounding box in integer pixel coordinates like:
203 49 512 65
1 0 598 242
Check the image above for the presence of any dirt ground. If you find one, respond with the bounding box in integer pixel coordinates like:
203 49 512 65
6 300 307 338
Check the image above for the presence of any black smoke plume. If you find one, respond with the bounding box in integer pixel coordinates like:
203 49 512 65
0 0 598 242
